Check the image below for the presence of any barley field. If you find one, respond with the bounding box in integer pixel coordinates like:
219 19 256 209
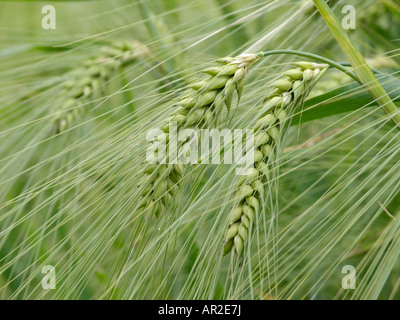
0 0 400 300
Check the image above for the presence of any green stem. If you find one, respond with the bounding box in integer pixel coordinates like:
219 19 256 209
338 62 382 75
313 0 400 129
261 50 359 82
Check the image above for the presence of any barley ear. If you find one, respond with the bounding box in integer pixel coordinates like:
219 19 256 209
141 53 262 217
224 62 328 257
53 40 149 134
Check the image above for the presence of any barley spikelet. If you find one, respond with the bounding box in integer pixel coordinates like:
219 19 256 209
223 61 329 256
138 53 263 218
53 40 150 133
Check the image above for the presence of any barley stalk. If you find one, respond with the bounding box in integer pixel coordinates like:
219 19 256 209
53 40 150 133
223 61 329 256
138 53 262 217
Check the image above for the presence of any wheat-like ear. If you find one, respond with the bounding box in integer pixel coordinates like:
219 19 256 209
223 61 329 256
53 40 150 134
138 53 263 218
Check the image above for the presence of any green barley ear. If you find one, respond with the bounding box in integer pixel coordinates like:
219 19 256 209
223 61 329 257
53 40 150 134
138 53 262 218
